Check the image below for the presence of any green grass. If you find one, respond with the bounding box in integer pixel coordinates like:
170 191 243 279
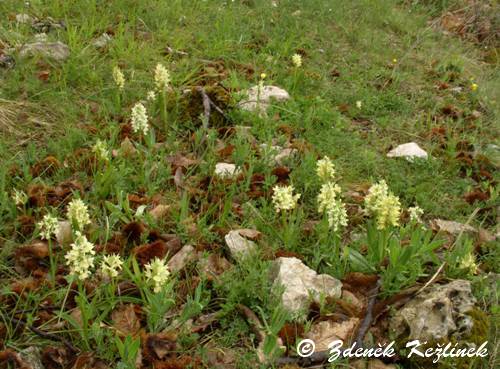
0 0 498 368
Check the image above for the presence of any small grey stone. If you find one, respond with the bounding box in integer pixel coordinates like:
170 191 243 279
20 346 43 369
167 245 197 273
469 110 482 120
20 41 70 61
274 147 297 165
93 33 112 48
56 220 72 245
0 54 15 69
32 17 66 33
214 163 241 179
260 144 298 165
224 230 257 260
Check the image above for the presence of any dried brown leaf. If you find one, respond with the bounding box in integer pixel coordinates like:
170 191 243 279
149 204 171 221
122 221 146 243
0 349 31 369
236 228 261 240
111 304 141 337
278 322 304 349
133 240 168 266
30 156 60 177
142 332 177 361
197 254 232 281
167 154 200 169
464 189 490 204
41 346 73 369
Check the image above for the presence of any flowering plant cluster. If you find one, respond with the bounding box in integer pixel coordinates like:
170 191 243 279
316 156 336 183
100 254 124 278
154 63 171 91
65 231 96 281
269 156 432 238
144 257 171 293
272 185 301 213
12 189 28 206
32 195 170 291
131 102 149 135
112 66 125 90
317 181 348 232
316 156 348 232
92 139 110 162
408 205 423 223
2 4 490 364
292 53 302 68
37 214 59 240
364 180 401 230
67 198 91 230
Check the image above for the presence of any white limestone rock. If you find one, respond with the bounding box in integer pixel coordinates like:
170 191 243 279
238 85 290 114
431 219 477 235
270 257 342 314
306 318 359 351
214 163 241 179
387 142 428 161
16 14 33 24
224 230 257 261
390 280 476 341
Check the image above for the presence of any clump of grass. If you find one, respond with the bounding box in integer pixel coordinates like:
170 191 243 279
0 99 57 146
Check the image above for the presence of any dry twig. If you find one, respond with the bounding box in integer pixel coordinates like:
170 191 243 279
354 279 382 348
236 304 266 342
11 317 78 353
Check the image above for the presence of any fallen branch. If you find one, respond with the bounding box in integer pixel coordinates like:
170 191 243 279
194 86 231 125
196 87 211 129
165 46 189 57
373 286 420 322
236 304 266 342
354 279 382 348
11 317 78 353
173 166 184 189
450 207 480 251
237 304 276 365
13 304 58 315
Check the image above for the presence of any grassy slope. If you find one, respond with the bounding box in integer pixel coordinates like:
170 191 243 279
1 0 498 220
0 0 498 368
